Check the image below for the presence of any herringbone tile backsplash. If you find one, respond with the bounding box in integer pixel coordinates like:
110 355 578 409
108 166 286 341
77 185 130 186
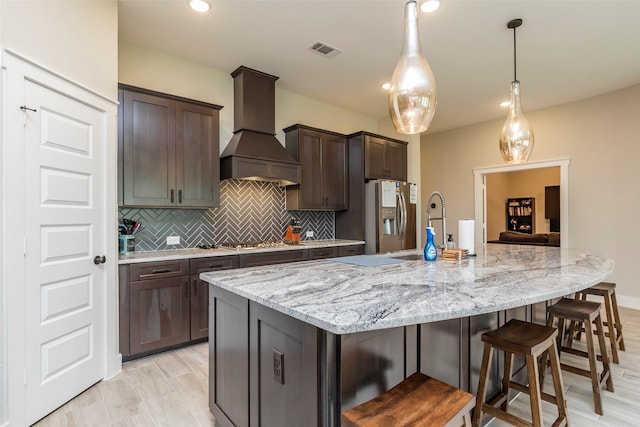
119 179 335 251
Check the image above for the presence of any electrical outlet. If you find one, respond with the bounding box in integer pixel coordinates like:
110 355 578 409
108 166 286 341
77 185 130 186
166 236 180 245
273 349 284 384
306 230 314 238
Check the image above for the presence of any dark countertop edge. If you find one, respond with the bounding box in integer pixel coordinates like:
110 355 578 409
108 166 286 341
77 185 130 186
117 240 365 265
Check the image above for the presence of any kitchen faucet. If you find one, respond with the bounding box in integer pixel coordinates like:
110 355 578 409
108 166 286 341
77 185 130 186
427 191 447 251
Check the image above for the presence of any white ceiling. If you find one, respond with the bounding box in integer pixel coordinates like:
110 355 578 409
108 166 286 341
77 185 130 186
119 0 640 134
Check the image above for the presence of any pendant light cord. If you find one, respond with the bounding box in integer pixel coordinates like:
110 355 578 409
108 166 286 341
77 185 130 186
507 18 522 82
513 26 517 82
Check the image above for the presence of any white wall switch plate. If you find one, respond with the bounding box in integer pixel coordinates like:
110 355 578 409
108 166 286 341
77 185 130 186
306 231 314 238
167 236 180 245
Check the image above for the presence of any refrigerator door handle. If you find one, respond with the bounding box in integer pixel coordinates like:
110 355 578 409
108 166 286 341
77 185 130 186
400 192 407 243
397 192 405 242
395 193 401 237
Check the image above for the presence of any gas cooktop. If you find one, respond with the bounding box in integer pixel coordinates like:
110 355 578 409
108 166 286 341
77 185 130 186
198 241 294 251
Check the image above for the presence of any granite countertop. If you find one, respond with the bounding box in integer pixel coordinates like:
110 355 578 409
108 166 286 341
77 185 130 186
201 244 614 335
118 239 365 264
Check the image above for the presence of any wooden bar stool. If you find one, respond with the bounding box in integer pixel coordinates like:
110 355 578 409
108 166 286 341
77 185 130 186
472 319 568 427
542 297 614 415
574 282 625 363
342 372 475 427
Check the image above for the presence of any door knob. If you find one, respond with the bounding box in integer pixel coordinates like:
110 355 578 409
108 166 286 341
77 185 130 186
93 255 107 265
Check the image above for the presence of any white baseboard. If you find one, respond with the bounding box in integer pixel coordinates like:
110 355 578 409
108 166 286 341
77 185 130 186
104 353 122 380
617 294 640 311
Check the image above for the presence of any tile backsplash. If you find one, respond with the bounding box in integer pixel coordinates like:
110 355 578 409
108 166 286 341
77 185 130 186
119 179 335 252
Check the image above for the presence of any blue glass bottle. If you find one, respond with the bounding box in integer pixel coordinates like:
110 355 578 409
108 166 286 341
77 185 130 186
424 227 437 261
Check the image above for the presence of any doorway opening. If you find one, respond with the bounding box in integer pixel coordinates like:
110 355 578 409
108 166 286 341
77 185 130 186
473 158 570 247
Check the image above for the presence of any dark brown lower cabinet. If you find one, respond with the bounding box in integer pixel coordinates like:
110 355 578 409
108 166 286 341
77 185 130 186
239 250 307 268
338 245 364 257
190 276 209 340
120 246 364 359
129 275 191 355
189 254 240 341
308 246 338 260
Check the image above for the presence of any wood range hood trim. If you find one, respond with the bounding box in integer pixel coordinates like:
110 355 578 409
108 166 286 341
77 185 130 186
220 66 301 186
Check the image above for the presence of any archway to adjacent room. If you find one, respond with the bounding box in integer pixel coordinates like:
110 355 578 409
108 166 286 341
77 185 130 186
473 158 570 247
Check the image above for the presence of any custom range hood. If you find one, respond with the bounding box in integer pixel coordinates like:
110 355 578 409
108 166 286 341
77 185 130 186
220 66 301 186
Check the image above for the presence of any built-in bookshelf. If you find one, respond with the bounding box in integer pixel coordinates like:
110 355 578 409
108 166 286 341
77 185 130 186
506 197 535 234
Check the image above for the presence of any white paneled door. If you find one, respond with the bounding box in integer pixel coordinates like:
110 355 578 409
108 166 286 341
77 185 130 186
23 78 105 425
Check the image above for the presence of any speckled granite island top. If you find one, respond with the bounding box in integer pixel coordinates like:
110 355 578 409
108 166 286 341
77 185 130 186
201 245 614 335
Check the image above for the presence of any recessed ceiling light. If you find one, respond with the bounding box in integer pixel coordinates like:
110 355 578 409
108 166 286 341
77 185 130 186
189 0 210 13
500 101 511 108
382 83 391 90
420 0 441 13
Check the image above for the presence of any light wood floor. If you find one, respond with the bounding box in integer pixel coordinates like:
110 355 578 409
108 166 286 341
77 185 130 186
33 307 639 426
32 342 214 427
488 306 640 427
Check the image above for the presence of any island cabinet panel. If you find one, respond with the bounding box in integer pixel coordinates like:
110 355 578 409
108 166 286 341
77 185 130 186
249 301 318 427
502 306 530 386
419 318 466 389
419 313 502 401
210 287 250 427
468 313 501 397
340 327 415 412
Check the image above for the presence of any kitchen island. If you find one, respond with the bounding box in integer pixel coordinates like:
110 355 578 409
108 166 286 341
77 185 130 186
202 245 614 427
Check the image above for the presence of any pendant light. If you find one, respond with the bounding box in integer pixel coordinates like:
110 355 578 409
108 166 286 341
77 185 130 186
499 18 534 163
388 0 437 135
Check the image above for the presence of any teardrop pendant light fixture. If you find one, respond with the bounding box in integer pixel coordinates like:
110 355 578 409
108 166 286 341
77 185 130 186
499 18 534 163
388 0 438 135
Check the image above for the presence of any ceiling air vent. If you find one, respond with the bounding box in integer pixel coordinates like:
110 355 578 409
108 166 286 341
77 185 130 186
308 41 342 58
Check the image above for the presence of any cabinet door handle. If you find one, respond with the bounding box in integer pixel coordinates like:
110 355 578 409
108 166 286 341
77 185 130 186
151 268 172 274
205 264 224 269
184 279 189 298
193 277 198 296
178 189 182 204
170 189 175 203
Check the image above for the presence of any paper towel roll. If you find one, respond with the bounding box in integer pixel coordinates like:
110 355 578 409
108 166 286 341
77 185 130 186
458 219 475 255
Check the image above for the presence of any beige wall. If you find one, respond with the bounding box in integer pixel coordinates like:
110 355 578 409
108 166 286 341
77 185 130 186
118 43 380 152
2 0 118 100
421 84 640 306
486 168 560 239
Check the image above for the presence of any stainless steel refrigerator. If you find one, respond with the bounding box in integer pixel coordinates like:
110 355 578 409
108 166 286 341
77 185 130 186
364 180 417 254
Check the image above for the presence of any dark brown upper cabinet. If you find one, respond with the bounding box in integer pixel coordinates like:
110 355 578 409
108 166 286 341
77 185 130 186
362 133 408 182
284 124 348 211
119 84 223 208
